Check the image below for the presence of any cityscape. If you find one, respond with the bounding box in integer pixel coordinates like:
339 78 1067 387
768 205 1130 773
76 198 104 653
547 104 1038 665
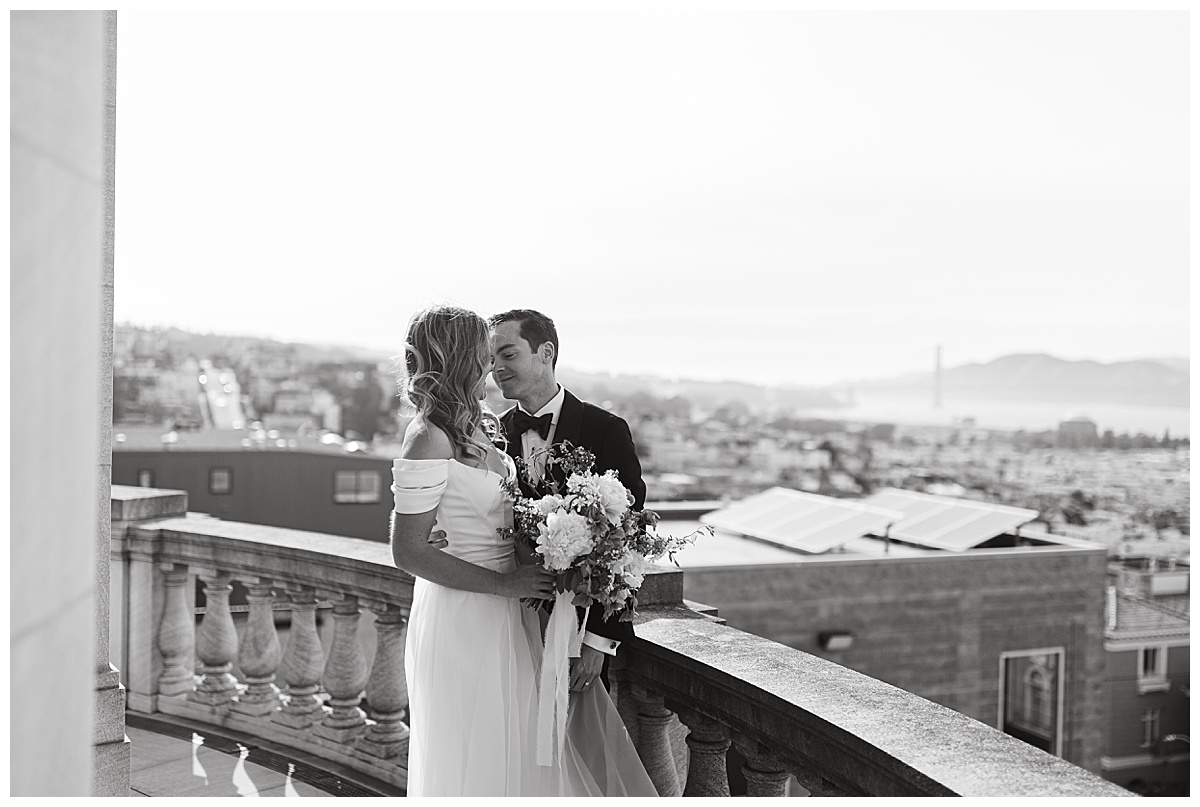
113 323 1190 563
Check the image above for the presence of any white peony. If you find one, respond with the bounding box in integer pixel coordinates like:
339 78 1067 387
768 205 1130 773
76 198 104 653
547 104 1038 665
567 471 631 526
616 551 644 588
536 510 594 571
535 494 567 516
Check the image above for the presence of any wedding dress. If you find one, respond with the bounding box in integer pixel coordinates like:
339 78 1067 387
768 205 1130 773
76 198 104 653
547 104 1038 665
393 455 658 797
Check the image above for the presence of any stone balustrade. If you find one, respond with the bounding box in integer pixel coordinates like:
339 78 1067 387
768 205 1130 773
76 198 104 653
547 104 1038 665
110 486 1131 796
111 486 414 789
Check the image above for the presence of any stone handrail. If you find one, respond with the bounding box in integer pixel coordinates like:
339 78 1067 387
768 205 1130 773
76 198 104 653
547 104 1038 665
611 606 1133 797
110 486 1131 796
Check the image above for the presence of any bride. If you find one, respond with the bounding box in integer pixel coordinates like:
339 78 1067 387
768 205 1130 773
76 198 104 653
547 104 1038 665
388 304 657 797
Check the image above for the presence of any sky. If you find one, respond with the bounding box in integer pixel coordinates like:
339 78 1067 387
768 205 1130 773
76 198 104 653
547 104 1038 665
113 6 1190 388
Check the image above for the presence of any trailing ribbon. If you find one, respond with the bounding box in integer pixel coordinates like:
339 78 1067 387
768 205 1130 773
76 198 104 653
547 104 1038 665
536 590 588 767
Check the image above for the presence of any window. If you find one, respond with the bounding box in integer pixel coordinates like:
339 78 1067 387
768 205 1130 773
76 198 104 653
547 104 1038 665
334 470 381 504
1000 648 1064 756
137 469 155 488
1141 709 1161 747
208 467 233 495
1138 646 1169 693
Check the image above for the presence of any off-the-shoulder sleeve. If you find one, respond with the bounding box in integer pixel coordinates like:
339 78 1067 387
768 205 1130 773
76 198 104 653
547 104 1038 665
391 459 449 514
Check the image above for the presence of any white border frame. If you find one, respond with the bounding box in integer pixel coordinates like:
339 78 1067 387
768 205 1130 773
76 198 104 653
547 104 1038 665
998 646 1066 758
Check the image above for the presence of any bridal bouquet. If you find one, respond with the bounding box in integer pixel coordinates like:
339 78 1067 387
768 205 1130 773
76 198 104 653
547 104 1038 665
497 442 709 767
498 442 704 623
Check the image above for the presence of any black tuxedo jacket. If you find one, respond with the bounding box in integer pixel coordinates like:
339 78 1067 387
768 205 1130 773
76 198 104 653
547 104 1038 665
500 388 644 646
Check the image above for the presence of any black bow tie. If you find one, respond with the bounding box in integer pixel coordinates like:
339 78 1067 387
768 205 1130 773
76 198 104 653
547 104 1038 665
512 410 553 440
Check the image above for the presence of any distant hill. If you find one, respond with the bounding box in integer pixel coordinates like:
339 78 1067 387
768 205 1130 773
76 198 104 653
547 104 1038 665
556 368 844 411
855 353 1189 408
1148 357 1190 374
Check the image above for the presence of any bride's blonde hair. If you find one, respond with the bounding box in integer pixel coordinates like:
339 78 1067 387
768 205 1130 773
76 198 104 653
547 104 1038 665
400 304 502 464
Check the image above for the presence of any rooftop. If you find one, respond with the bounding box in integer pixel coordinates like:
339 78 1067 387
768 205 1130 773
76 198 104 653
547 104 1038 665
657 486 1078 568
113 425 368 455
1108 591 1190 641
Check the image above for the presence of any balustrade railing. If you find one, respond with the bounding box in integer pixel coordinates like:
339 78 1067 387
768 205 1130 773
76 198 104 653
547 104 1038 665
111 487 414 789
110 486 1131 797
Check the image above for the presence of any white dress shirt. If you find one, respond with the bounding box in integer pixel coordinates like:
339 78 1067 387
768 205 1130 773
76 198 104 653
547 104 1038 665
516 385 619 658
516 385 565 483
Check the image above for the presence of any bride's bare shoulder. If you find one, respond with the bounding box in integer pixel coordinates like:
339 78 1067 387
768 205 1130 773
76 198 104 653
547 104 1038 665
401 416 454 460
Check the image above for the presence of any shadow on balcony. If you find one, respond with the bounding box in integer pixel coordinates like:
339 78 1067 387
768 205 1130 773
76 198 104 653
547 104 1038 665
111 485 1131 797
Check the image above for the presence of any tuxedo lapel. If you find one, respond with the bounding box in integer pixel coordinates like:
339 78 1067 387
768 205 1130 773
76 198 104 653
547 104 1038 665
553 389 584 449
500 406 541 498
542 390 585 493
499 407 522 464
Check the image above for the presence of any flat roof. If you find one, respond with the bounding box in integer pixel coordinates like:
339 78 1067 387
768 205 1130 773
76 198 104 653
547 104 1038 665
113 425 364 456
653 518 941 568
699 487 904 554
863 488 1038 551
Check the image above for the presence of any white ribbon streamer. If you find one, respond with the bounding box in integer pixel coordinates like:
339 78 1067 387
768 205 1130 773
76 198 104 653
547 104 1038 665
536 591 588 767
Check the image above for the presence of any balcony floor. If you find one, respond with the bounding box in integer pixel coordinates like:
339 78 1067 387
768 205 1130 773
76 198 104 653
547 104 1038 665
126 713 401 797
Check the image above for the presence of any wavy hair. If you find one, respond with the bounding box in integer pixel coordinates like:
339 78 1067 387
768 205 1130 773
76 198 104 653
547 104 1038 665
400 304 502 464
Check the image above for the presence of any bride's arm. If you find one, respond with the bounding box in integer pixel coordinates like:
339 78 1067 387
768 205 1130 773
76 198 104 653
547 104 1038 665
391 511 550 597
390 421 554 600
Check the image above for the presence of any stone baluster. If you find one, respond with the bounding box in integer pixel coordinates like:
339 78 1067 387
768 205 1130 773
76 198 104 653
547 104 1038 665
315 594 369 742
273 586 328 729
157 565 196 697
230 580 283 717
680 711 732 797
358 604 410 760
734 736 791 797
633 685 682 797
189 571 240 708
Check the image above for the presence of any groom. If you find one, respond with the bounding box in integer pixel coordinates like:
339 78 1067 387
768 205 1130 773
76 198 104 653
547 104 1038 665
489 308 645 693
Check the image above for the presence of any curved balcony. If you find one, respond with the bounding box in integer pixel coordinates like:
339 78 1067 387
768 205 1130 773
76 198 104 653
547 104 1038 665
110 486 1131 797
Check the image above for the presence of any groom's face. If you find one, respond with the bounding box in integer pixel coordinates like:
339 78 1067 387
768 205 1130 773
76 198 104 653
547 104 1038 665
490 320 551 401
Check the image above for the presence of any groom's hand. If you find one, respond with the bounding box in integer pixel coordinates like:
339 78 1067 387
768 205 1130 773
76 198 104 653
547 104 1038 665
426 529 448 549
569 645 604 692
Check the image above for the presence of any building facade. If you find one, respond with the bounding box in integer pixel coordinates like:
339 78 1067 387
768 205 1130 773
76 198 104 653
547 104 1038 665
1100 557 1190 795
113 439 396 542
677 545 1109 773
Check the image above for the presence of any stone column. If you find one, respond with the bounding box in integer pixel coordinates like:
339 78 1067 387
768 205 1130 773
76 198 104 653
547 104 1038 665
190 572 241 708
230 581 283 717
274 587 328 728
681 712 732 797
736 738 791 797
633 685 682 796
358 605 410 760
315 595 369 742
158 566 197 697
10 9 118 797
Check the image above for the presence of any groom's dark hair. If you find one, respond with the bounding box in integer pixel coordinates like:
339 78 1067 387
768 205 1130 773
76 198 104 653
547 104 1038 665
489 309 559 369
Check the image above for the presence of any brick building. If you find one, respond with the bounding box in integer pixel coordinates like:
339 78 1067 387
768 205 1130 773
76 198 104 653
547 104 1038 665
659 488 1112 775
